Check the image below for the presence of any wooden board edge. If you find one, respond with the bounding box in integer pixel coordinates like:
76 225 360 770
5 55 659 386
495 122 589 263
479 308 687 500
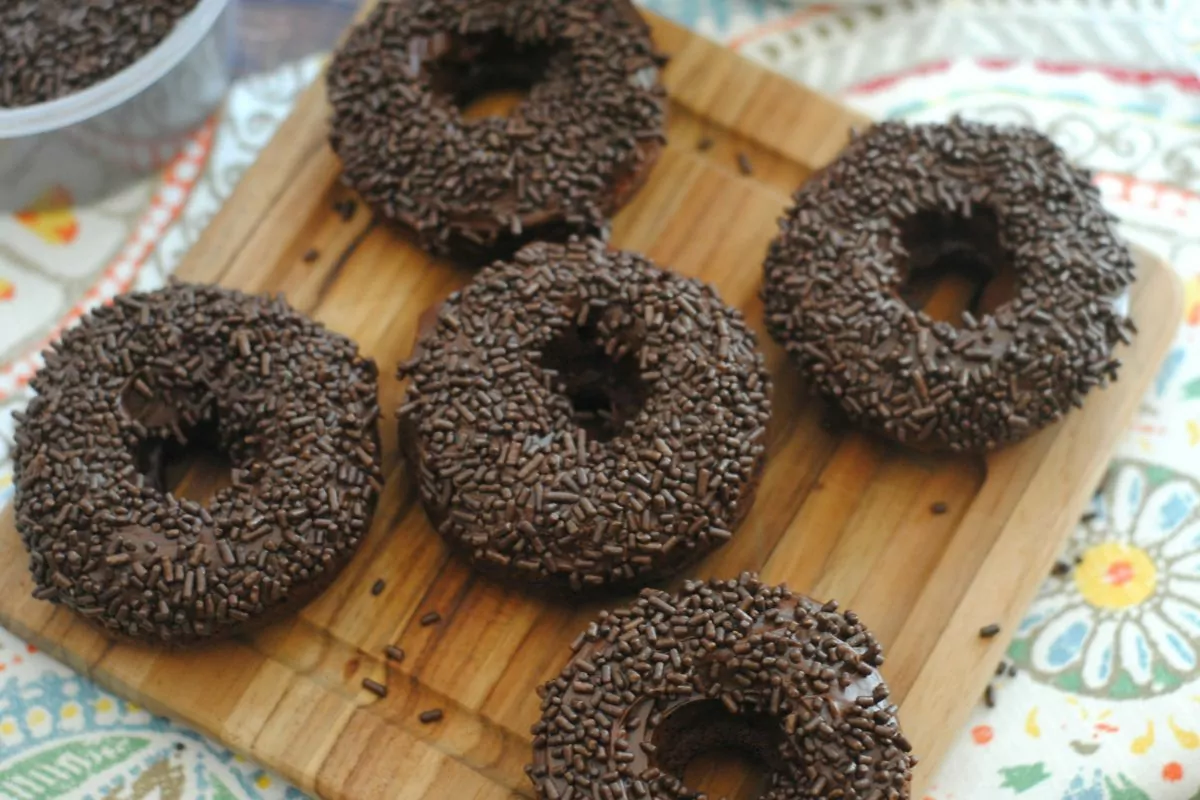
906 249 1184 793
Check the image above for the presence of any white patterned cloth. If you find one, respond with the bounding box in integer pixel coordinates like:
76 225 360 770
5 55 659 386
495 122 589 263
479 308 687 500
2 2 1200 798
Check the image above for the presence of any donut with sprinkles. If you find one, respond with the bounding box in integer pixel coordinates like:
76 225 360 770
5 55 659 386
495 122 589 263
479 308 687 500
398 238 771 593
12 283 382 646
327 0 667 261
528 573 915 799
763 119 1136 452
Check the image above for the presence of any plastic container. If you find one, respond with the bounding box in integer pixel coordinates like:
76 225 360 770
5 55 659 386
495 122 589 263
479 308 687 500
0 0 237 212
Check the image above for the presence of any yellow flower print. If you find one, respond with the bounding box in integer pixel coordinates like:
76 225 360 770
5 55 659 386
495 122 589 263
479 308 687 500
25 707 51 737
1076 542 1158 609
58 701 84 732
0 716 22 747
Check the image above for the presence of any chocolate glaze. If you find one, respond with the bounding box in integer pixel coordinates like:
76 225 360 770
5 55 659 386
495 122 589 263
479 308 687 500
529 574 914 799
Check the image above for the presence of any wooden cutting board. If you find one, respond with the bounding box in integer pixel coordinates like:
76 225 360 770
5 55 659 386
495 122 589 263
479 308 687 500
0 14 1182 799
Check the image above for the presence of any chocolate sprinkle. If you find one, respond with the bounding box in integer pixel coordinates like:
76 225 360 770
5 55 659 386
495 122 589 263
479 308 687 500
763 119 1136 452
385 645 406 663
0 0 201 108
302 248 320 264
327 0 667 261
1051 560 1072 577
333 199 358 223
528 573 915 799
420 611 442 626
419 708 444 724
979 624 1001 639
371 578 386 596
697 136 715 151
737 151 754 176
363 678 388 698
398 238 772 593
12 283 383 646
930 501 948 515
984 684 996 709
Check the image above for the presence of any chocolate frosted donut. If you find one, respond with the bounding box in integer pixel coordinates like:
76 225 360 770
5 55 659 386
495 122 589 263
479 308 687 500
398 238 771 593
327 0 667 261
11 283 382 646
529 573 915 799
763 119 1136 452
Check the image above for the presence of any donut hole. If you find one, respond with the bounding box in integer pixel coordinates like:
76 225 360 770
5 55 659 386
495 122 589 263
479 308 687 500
653 700 781 800
540 315 648 443
129 413 235 507
425 32 561 120
896 204 1018 326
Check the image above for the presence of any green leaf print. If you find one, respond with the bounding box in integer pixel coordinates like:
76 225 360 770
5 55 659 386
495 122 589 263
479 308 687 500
999 762 1051 793
210 776 240 800
0 736 150 800
1183 376 1200 401
1006 638 1031 663
1152 662 1183 693
1105 774 1152 800
1054 671 1084 693
1108 670 1140 700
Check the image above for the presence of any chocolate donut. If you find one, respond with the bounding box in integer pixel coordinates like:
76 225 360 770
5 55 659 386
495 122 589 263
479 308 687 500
763 119 1136 452
397 238 771 593
327 0 667 261
11 283 382 646
528 573 915 799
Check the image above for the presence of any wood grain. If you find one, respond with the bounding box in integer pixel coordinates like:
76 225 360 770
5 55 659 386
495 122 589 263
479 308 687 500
0 14 1181 799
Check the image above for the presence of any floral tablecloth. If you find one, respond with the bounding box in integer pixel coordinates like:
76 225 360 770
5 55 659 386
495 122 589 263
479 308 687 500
2 1 1200 798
